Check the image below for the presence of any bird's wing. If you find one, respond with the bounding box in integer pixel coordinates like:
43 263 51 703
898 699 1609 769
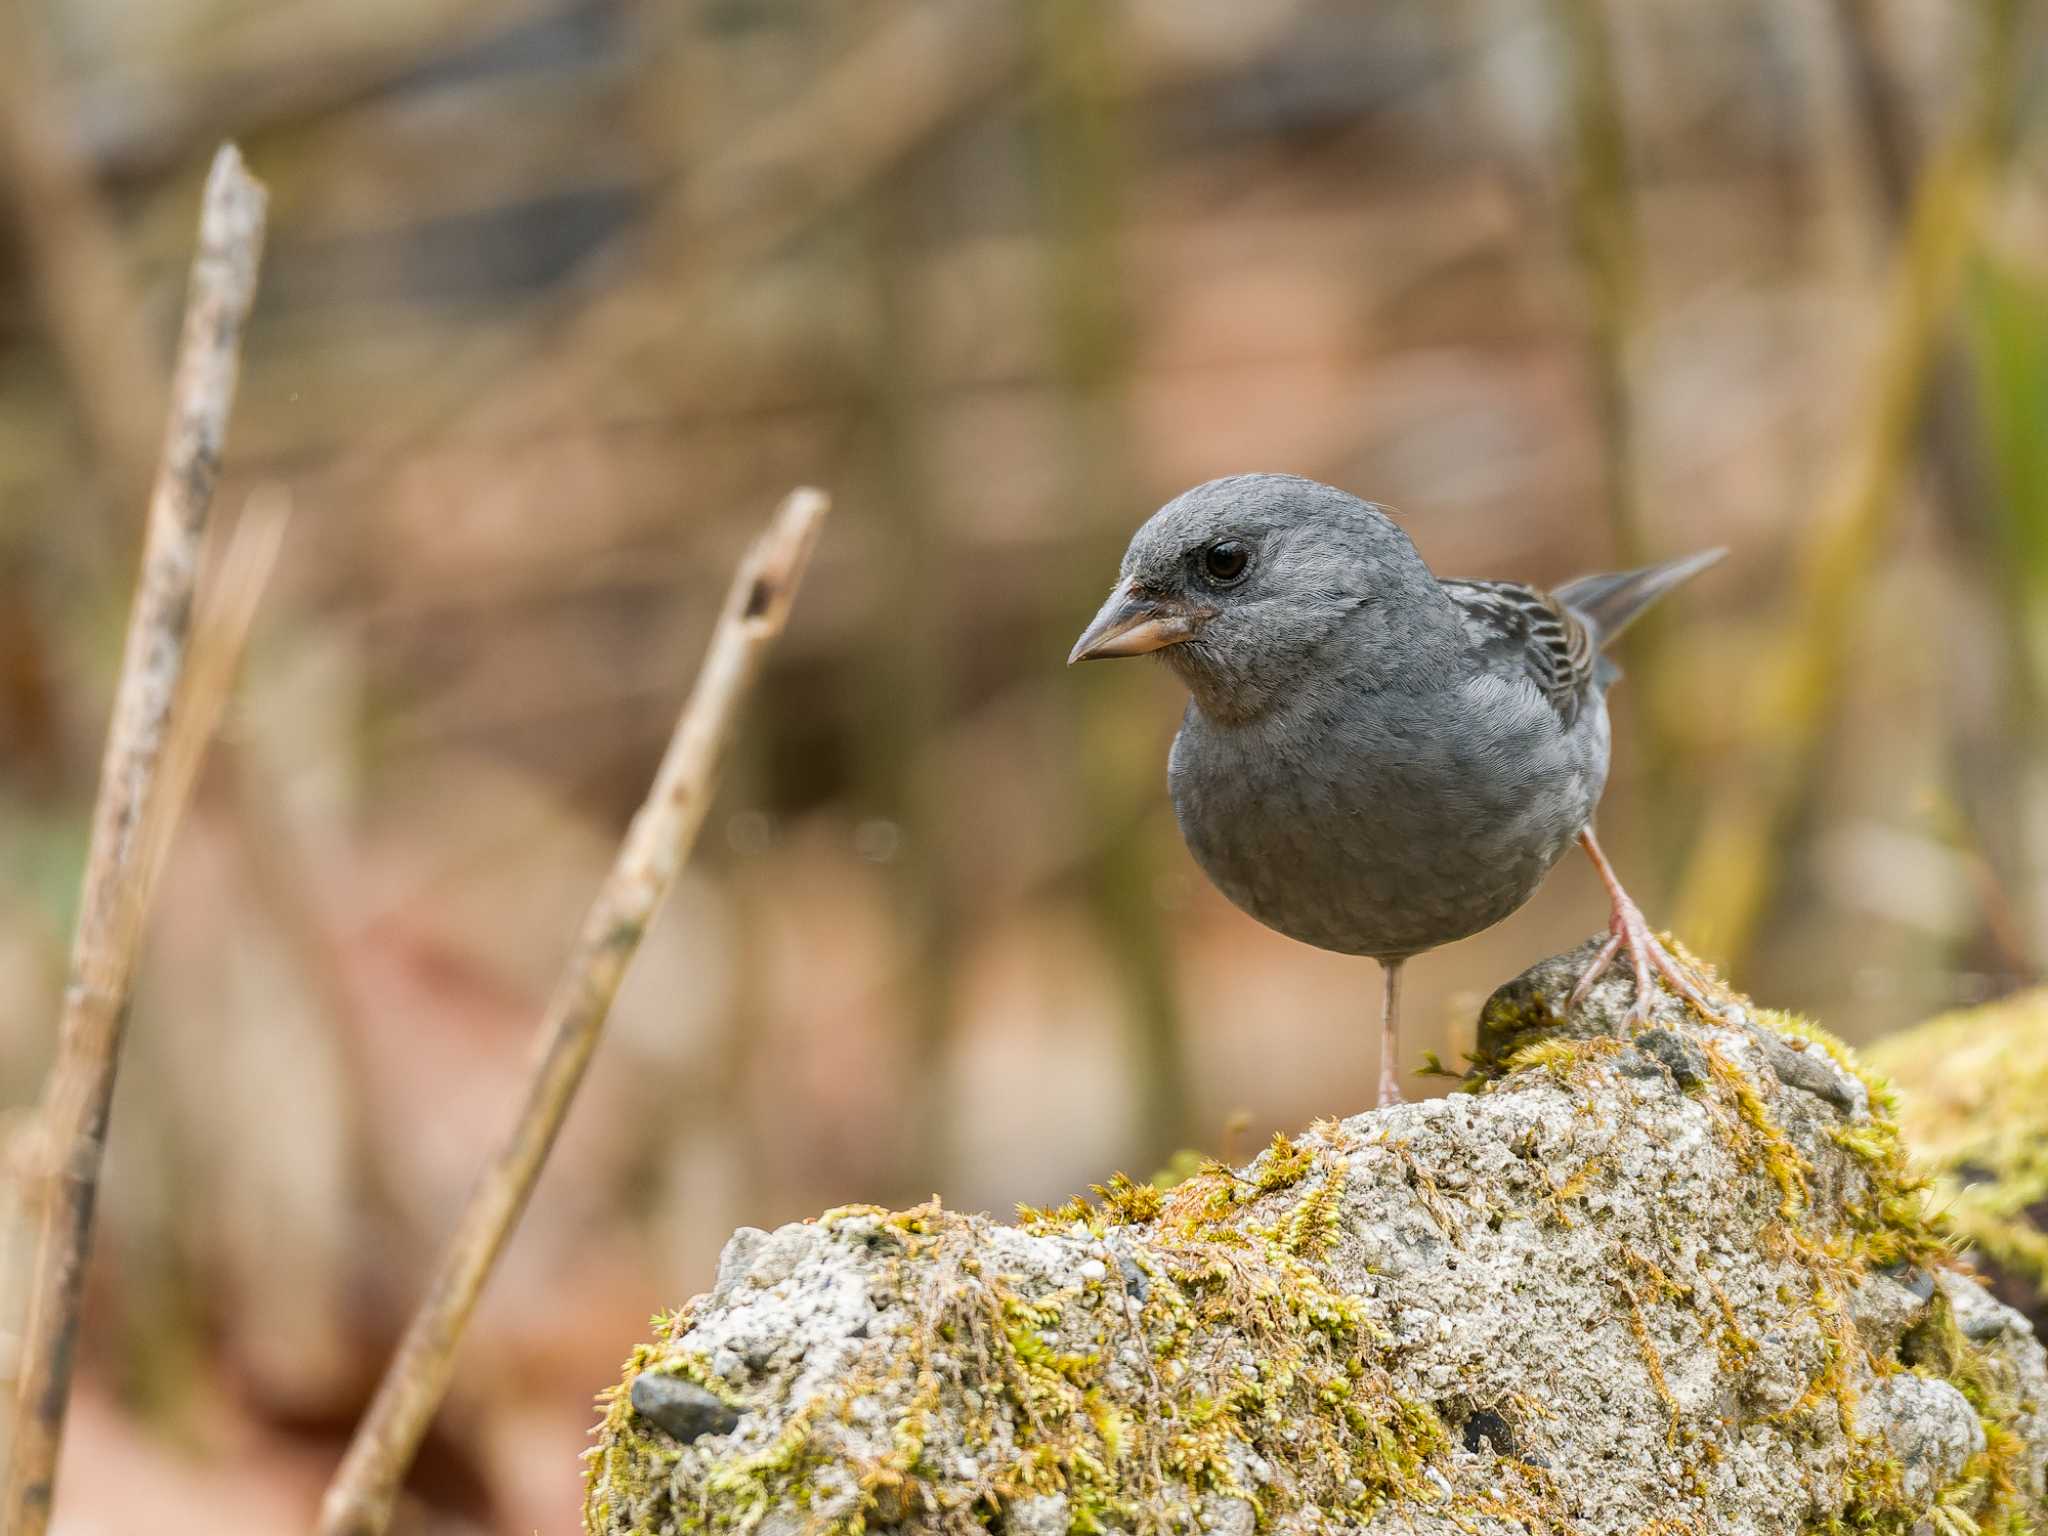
1440 579 1597 724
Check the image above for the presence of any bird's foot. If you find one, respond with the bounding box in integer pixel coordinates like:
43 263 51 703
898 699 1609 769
1568 892 1717 1026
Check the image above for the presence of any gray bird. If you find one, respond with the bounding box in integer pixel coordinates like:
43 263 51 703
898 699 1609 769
1069 474 1721 1107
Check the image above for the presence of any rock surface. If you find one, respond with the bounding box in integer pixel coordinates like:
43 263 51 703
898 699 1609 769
585 942 2048 1535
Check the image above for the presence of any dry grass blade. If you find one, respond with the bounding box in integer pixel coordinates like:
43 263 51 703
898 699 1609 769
1 143 269 1536
137 487 293 901
316 487 831 1536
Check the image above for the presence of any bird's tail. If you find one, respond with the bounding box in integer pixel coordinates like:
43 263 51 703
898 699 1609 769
1555 548 1725 650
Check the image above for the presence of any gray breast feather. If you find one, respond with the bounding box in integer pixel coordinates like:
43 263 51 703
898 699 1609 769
1166 674 1607 960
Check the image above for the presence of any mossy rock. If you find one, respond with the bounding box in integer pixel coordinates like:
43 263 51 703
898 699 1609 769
586 941 2048 1536
1866 988 2048 1332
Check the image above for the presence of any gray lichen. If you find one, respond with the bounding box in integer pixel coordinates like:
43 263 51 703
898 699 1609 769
585 940 2048 1535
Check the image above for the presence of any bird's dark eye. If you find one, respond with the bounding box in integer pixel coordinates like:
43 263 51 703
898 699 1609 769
1201 540 1251 585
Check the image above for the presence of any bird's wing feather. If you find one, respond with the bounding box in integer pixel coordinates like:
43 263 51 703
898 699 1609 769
1441 579 1596 724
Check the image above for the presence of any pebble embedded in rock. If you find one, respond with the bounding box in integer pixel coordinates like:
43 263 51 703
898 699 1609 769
1007 1493 1071 1536
1850 1270 1934 1355
1116 1252 1149 1300
1867 1373 1984 1503
1631 1027 1707 1089
1462 1407 1516 1456
1199 1491 1258 1536
1883 1265 1936 1304
1960 1301 2017 1341
1761 1034 1864 1114
630 1374 742 1443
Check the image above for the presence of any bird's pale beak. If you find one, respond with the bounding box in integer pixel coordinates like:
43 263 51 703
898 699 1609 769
1068 583 1210 664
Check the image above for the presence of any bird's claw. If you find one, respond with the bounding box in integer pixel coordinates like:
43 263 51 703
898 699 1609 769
1567 897 1716 1026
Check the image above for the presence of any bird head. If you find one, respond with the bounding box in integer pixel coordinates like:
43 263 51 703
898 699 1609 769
1069 474 1452 723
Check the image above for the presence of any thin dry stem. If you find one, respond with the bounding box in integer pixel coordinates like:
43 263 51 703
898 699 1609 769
315 487 830 1536
2 143 268 1536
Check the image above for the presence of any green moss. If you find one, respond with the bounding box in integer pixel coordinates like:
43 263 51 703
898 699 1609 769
1818 1437 1909 1535
1415 1050 1465 1080
589 1148 1449 1534
1701 1275 1760 1373
1865 990 2048 1294
1613 1271 1682 1444
1701 1037 1813 1221
584 1343 665 1532
1537 1164 1591 1227
1017 1170 1168 1234
702 1399 829 1530
1252 1131 1317 1192
1500 1034 1624 1084
1468 996 2031 1535
1813 1287 2037 1536
1726 1014 2037 1536
1278 1163 1345 1257
1753 1010 1949 1275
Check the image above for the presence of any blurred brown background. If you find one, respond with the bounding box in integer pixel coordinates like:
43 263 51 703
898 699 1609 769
1 0 2045 1529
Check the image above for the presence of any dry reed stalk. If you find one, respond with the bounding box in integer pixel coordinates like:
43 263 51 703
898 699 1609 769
316 487 829 1536
2 144 269 1536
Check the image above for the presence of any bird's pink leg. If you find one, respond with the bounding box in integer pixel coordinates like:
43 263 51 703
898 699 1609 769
1377 958 1405 1108
1568 828 1716 1023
